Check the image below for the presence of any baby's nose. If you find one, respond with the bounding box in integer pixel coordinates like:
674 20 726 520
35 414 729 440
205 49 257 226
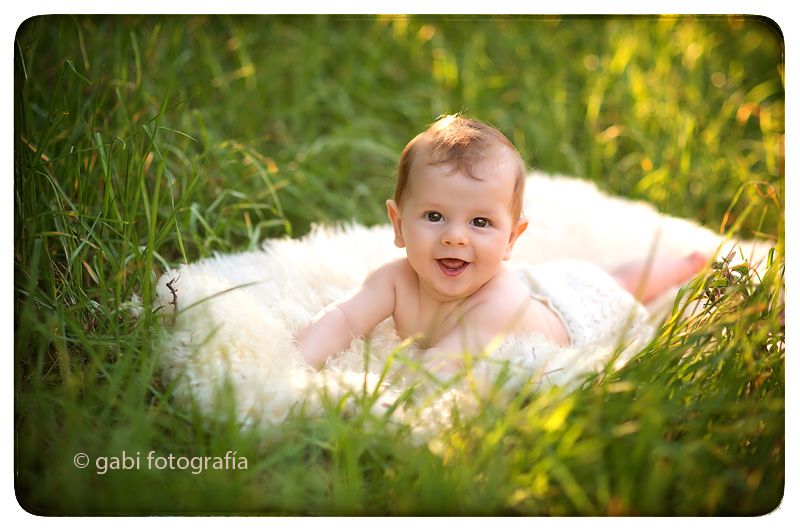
441 225 468 246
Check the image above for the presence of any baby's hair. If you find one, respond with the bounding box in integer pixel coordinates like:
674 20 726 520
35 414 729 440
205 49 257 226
395 114 527 219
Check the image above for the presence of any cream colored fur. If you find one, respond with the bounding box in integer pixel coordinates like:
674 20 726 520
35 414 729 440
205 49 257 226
153 172 772 440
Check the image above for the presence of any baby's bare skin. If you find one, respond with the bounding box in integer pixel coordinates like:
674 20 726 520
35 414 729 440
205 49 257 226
296 257 570 373
382 258 569 373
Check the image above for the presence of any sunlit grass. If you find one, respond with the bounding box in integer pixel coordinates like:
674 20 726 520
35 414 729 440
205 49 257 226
14 14 783 516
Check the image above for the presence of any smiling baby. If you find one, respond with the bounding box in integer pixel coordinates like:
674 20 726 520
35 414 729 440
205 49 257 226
296 115 705 375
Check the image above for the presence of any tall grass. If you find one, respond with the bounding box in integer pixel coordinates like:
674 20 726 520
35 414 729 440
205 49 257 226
14 15 783 516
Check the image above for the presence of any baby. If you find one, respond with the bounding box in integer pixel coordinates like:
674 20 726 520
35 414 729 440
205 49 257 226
297 115 706 375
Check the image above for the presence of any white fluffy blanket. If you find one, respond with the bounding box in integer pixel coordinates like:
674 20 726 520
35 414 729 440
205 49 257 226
153 172 771 440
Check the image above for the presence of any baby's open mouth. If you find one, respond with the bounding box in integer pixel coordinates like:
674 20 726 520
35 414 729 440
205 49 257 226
438 258 469 274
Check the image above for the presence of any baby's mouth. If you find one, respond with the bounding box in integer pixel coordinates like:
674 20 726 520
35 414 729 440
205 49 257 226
437 258 469 275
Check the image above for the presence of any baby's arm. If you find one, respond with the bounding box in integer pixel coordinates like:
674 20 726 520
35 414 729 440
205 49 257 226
296 262 397 368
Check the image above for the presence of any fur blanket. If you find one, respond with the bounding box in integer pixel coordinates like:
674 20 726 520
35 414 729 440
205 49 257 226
153 172 771 440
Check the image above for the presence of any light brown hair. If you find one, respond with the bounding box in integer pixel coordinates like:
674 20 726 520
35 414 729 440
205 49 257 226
395 115 527 219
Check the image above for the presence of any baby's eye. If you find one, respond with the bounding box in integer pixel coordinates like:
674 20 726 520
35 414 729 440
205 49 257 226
471 217 490 228
425 212 443 222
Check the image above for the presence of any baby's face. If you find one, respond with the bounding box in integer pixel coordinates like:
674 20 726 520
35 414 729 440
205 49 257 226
387 150 527 302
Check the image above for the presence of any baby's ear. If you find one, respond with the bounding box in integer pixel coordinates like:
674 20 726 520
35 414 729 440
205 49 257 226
386 200 406 248
504 217 528 260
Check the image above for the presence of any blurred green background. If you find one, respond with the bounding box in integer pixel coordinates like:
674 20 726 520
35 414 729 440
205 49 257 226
14 15 784 516
16 14 784 258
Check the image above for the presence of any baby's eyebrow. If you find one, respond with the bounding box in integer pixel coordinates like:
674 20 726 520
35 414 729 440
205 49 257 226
417 200 446 210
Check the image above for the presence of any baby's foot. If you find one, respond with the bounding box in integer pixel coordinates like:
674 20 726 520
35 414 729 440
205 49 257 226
685 251 709 274
614 251 709 303
645 251 708 302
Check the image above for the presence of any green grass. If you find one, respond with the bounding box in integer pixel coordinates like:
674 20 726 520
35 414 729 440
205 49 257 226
14 14 784 516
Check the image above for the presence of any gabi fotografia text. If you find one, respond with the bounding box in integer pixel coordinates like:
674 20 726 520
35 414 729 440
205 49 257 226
73 451 247 475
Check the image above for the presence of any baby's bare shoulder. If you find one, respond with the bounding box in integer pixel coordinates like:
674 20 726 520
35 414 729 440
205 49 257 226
465 269 529 320
469 269 555 323
363 258 416 302
372 258 415 285
365 258 406 283
471 268 570 345
371 259 419 336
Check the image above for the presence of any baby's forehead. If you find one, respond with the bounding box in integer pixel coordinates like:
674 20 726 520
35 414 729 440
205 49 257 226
481 145 518 172
409 155 517 205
